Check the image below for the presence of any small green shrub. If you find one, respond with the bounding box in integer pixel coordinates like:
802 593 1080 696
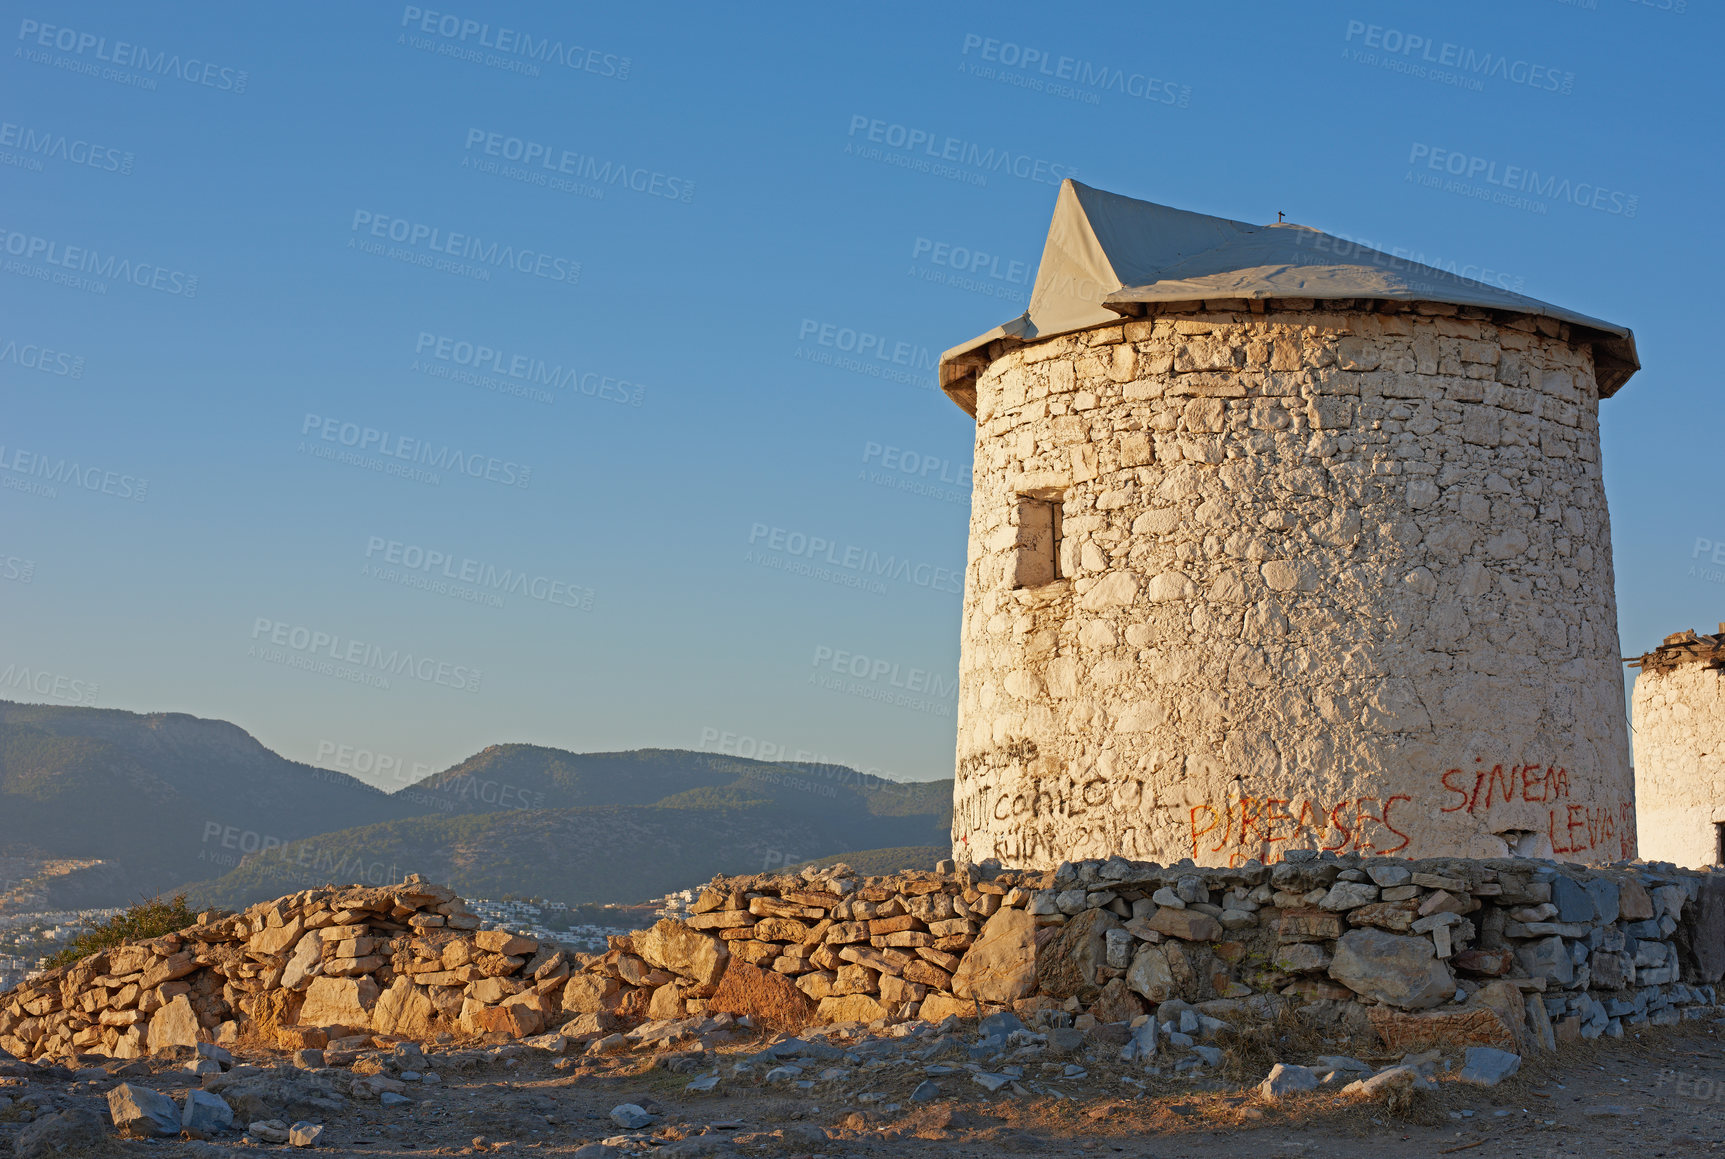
45 894 196 969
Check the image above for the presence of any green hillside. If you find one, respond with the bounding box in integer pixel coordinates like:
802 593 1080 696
0 701 955 910
0 701 399 895
181 798 952 908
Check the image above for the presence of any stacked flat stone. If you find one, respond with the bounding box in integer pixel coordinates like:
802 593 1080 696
569 853 1725 1056
5 856 1722 1064
639 861 1038 1027
1015 852 1724 1052
0 876 581 1061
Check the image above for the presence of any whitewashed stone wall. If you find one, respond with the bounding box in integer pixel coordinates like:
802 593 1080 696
951 302 1633 870
1635 662 1725 867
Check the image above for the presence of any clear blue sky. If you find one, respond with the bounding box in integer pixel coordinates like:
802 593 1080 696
3 0 1717 790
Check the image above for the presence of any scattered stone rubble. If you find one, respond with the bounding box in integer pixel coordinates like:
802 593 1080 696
0 1009 1708 1156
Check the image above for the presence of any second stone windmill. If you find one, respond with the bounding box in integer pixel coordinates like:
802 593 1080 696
940 180 1639 870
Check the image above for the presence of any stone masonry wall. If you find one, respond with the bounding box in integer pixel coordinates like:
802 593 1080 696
1634 658 1725 867
952 301 1632 870
4 856 1721 1070
664 854 1725 1062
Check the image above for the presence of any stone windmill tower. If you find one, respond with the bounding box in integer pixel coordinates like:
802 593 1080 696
938 180 1640 870
1628 628 1725 867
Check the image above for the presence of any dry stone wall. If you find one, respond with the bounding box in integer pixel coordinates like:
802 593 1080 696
953 301 1632 869
1631 629 1725 867
3 857 1722 1068
669 854 1725 1058
0 878 579 1062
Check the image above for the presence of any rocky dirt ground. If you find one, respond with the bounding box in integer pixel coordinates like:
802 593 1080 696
4 1012 1724 1159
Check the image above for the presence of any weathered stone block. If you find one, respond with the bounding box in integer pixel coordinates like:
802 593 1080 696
950 909 1036 1005
816 994 888 1024
107 1083 182 1138
145 994 201 1055
1328 929 1455 1010
1451 948 1515 976
1147 907 1222 942
1037 909 1121 999
1273 943 1331 974
632 920 729 990
1518 936 1574 987
1368 980 1524 1053
1277 909 1345 942
1550 877 1597 924
559 974 620 1014
1617 877 1654 922
1347 901 1418 932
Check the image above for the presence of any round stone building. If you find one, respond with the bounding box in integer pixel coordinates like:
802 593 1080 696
1630 628 1725 867
941 181 1640 869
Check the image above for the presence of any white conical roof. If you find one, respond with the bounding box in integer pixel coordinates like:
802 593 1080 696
940 180 1638 412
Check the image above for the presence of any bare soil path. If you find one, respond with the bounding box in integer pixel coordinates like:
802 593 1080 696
5 1018 1725 1158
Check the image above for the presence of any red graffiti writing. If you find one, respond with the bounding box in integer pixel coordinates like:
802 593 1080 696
1441 760 1570 813
1190 794 1411 865
1549 801 1635 860
1439 761 1633 861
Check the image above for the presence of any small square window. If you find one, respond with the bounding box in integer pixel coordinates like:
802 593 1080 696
1012 495 1061 588
1715 822 1725 867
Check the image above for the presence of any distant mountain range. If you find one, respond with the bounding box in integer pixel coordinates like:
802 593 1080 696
0 700 954 910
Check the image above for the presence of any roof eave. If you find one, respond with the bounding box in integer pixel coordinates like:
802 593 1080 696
938 296 1639 415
